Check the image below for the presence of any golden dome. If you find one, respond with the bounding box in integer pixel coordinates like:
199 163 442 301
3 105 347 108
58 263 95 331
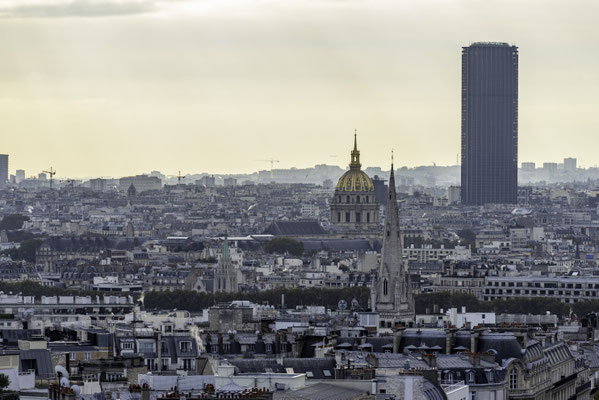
335 133 374 192
336 169 374 192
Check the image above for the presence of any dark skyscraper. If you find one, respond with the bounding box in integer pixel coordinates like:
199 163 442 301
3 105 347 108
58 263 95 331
0 155 8 189
461 42 518 205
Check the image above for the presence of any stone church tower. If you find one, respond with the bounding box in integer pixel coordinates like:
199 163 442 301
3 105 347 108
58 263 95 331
375 161 414 326
214 235 238 293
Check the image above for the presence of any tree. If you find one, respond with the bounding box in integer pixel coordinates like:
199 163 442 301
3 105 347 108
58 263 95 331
0 373 10 391
264 237 304 256
0 214 29 231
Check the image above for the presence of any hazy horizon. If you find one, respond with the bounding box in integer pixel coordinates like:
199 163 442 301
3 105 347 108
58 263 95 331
2 0 598 177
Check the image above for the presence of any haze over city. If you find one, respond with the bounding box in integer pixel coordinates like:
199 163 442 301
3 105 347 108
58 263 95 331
1 0 598 178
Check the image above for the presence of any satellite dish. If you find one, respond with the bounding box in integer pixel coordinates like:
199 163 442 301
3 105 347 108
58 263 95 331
71 385 81 396
55 365 69 379
60 377 70 387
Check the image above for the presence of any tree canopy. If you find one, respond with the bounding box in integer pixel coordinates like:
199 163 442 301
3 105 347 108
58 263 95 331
0 214 29 231
264 237 304 256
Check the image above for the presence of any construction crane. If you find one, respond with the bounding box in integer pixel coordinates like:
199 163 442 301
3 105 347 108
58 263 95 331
43 167 57 190
256 158 280 179
177 171 185 184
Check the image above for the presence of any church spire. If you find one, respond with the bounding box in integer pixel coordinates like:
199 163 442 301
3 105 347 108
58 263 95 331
222 233 230 261
375 155 415 322
350 129 361 170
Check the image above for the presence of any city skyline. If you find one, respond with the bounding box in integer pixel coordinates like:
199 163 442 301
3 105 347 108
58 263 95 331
1 0 598 177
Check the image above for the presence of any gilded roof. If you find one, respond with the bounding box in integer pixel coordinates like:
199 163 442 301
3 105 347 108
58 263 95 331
336 169 374 192
335 133 374 192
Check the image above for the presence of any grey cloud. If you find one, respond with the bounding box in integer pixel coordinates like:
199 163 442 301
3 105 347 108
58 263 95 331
0 0 183 18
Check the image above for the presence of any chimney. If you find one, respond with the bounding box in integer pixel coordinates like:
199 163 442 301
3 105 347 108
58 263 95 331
469 352 480 366
422 353 436 368
445 329 457 354
393 328 404 353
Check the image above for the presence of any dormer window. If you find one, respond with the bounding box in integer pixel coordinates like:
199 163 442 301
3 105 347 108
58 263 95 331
179 341 191 352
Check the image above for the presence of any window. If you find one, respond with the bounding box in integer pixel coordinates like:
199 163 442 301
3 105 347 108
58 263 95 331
470 391 476 400
179 341 191 352
444 371 453 384
383 279 388 296
346 195 350 203
70 352 76 360
356 196 360 203
367 213 370 223
85 352 91 361
122 342 134 350
323 370 332 377
280 344 286 352
266 344 272 352
306 371 313 378
337 212 341 222
356 212 361 223
509 369 518 389
346 212 350 223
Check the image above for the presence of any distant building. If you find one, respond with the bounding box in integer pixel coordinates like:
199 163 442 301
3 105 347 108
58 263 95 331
447 186 461 205
371 175 388 206
521 162 536 172
198 175 216 188
119 175 161 192
223 177 237 187
564 157 577 172
15 169 25 183
330 134 380 235
0 154 8 189
38 172 47 180
543 162 558 174
89 178 106 192
461 42 518 205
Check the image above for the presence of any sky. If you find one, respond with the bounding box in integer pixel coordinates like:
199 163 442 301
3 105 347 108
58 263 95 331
1 0 598 179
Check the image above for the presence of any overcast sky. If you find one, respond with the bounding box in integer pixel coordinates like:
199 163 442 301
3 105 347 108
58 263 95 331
1 0 598 178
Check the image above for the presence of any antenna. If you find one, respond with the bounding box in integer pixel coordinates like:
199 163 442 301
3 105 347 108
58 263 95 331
43 167 57 189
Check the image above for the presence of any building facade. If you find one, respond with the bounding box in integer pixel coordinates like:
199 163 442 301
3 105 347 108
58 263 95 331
461 42 518 205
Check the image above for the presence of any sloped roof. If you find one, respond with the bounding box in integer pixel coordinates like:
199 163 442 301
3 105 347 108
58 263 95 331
263 221 327 236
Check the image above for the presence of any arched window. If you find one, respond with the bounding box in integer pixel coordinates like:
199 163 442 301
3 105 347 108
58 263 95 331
383 279 388 296
509 369 518 389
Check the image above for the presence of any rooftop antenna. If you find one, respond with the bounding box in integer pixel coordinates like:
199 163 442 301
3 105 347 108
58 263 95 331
43 167 57 190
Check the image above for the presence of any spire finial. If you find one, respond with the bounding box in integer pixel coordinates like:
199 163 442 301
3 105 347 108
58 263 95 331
391 149 394 170
349 129 361 169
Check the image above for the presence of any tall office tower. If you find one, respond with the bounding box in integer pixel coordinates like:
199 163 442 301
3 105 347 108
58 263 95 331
0 155 8 189
461 42 518 205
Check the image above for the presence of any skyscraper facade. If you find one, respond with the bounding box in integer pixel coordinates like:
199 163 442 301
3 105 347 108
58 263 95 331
461 42 518 205
0 155 8 189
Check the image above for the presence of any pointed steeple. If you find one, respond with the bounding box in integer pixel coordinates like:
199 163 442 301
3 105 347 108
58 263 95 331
375 155 414 321
222 234 230 261
349 129 361 170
